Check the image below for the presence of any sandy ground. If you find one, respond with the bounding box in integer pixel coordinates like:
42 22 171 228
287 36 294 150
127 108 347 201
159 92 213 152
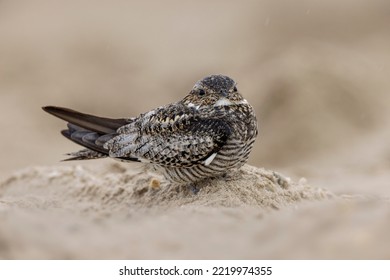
1 0 390 259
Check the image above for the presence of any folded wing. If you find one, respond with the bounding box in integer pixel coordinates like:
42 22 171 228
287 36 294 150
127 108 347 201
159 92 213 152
105 110 232 167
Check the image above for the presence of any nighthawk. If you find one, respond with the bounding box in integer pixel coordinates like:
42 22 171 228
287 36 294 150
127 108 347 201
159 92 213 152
43 75 258 185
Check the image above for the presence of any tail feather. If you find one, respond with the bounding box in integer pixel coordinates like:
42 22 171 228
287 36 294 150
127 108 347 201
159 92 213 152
42 106 128 134
61 128 113 155
43 106 139 162
62 149 108 161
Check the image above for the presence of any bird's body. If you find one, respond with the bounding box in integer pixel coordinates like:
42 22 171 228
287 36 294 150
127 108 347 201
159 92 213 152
43 75 258 185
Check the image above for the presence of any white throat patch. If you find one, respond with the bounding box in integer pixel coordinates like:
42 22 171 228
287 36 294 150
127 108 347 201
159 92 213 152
214 98 248 107
215 98 233 107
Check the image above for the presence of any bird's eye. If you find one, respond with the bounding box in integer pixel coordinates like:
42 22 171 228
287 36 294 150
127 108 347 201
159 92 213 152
198 89 206 96
233 86 237 92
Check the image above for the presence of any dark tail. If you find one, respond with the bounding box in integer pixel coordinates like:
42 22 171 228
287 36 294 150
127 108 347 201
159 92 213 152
42 106 131 160
42 106 128 134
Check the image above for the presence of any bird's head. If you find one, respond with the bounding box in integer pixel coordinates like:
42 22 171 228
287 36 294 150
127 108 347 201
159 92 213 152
181 75 247 109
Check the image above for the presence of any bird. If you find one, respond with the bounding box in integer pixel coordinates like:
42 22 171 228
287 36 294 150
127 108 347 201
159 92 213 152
42 74 258 185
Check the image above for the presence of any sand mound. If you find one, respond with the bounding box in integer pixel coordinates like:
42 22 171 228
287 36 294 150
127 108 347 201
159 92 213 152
0 163 331 213
1 164 389 259
0 163 337 259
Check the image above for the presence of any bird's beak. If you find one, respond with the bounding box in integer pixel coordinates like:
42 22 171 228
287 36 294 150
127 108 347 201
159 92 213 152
221 91 228 97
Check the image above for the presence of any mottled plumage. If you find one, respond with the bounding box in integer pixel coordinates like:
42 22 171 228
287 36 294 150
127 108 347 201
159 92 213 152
43 75 258 185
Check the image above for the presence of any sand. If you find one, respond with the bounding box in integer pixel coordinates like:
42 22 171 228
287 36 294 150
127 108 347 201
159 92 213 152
1 0 390 259
1 163 389 259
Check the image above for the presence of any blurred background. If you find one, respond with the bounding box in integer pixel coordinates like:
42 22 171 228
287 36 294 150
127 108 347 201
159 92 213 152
1 0 390 195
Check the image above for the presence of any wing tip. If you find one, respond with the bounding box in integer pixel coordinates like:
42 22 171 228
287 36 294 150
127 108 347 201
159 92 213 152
42 105 58 113
42 105 74 118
